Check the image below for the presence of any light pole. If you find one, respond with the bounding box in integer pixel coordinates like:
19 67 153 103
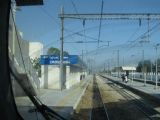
123 56 125 66
108 59 110 75
142 50 144 78
82 50 84 77
155 43 160 89
131 55 135 84
117 50 120 77
142 50 146 86
155 47 158 89
150 60 152 81
113 50 120 77
104 62 106 72
60 6 64 90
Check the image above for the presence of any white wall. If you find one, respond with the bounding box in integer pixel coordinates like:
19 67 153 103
29 42 43 59
41 65 83 90
65 66 83 89
66 72 81 89
48 65 61 89
41 65 61 90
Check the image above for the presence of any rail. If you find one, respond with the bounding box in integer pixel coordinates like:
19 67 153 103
90 75 110 120
99 75 160 120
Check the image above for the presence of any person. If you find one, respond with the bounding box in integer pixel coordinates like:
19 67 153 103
121 74 125 82
125 75 128 83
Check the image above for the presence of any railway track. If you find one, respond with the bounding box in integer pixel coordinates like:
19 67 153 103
90 75 109 120
100 75 160 120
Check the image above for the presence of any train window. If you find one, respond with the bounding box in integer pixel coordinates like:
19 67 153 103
9 0 160 120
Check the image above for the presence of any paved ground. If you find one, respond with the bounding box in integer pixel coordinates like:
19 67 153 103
15 75 92 120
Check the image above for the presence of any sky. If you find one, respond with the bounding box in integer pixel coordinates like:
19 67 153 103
15 0 160 69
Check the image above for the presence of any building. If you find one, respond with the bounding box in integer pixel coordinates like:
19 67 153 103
29 42 43 59
41 56 87 90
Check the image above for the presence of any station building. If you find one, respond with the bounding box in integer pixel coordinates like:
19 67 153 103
120 66 136 73
41 56 87 90
8 10 87 95
112 66 136 77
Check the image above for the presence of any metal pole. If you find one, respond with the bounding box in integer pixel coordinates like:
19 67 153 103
123 56 124 66
108 60 109 74
147 17 150 42
82 50 84 78
151 61 152 81
142 50 145 84
144 73 146 86
155 47 158 89
132 70 133 83
60 6 64 90
117 50 119 77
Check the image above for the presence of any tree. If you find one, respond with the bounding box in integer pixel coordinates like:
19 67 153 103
63 51 69 56
31 57 41 77
47 47 60 55
136 60 152 73
152 58 160 74
47 47 69 56
31 47 69 77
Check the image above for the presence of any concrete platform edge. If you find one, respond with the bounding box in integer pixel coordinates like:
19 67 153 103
73 81 89 110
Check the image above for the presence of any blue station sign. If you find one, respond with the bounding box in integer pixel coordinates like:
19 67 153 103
40 55 78 65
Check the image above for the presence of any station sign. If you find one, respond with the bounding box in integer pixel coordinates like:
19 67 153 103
40 55 78 65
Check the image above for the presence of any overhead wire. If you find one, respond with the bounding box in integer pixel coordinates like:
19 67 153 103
39 7 60 26
126 26 141 43
40 6 88 54
128 22 160 48
39 7 84 40
70 0 82 22
64 21 125 40
84 21 159 58
40 6 83 43
94 0 104 63
39 6 111 46
121 20 160 62
62 19 160 61
28 29 103 57
28 4 160 70
40 6 160 45
70 0 88 63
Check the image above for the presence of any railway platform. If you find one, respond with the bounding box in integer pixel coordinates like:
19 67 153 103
101 74 160 101
15 75 91 120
